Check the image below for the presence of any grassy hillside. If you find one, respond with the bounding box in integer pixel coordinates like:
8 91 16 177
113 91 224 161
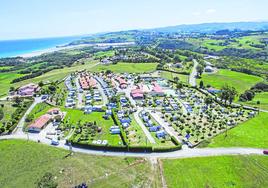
0 139 161 188
206 112 268 148
0 72 23 96
199 69 263 94
163 155 268 188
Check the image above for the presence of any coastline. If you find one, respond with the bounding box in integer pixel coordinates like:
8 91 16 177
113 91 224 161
1 41 135 58
19 42 135 58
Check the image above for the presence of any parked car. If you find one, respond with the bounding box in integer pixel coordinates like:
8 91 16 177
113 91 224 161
51 139 59 146
263 150 268 155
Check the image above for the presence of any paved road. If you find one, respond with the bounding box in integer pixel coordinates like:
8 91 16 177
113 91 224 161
134 108 156 144
148 110 182 144
0 134 264 159
75 77 83 109
189 59 198 87
13 97 44 135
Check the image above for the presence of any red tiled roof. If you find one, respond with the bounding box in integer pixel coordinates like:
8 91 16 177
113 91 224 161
28 114 51 129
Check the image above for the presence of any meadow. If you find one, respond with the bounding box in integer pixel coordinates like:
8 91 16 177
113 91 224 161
0 139 161 188
163 155 268 188
0 72 23 96
199 69 263 94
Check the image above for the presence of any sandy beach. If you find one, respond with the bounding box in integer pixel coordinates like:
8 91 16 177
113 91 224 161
19 42 135 58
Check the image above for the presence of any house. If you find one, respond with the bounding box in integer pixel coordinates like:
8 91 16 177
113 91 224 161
116 77 128 89
204 66 214 72
131 88 144 99
150 82 165 97
28 114 51 133
18 83 40 96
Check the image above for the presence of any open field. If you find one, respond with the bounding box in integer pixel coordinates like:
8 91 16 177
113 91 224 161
241 92 268 110
90 62 158 73
0 72 23 96
160 71 189 84
163 155 268 188
206 112 268 148
0 139 161 188
199 69 263 94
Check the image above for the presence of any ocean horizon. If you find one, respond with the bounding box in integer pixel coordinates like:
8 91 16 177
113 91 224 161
0 36 82 58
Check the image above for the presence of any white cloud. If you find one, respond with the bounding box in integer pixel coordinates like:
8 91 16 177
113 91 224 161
206 9 216 14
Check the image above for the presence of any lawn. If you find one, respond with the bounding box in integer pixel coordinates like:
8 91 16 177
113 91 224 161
199 69 263 94
0 139 160 188
90 62 158 73
206 112 268 148
63 108 123 146
163 155 268 188
241 92 268 110
28 102 52 119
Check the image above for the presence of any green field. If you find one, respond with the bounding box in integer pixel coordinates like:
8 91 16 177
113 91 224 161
0 100 16 126
0 72 23 96
160 71 189 84
242 92 268 110
0 139 161 188
90 62 158 73
206 112 268 148
199 69 263 94
63 108 123 146
163 155 268 188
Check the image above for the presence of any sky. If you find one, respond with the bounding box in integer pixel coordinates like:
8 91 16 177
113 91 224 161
0 0 268 40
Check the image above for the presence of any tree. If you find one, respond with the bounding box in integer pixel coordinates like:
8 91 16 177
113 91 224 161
196 65 204 78
257 101 261 114
199 80 204 88
219 85 237 105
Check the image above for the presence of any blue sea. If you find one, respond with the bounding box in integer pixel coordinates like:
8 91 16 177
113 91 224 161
0 36 82 58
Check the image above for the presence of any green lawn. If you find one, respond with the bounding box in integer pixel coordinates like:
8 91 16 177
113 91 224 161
199 69 263 94
93 50 115 58
242 92 268 110
0 139 160 188
63 108 122 146
90 62 158 73
163 155 268 188
207 112 268 148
